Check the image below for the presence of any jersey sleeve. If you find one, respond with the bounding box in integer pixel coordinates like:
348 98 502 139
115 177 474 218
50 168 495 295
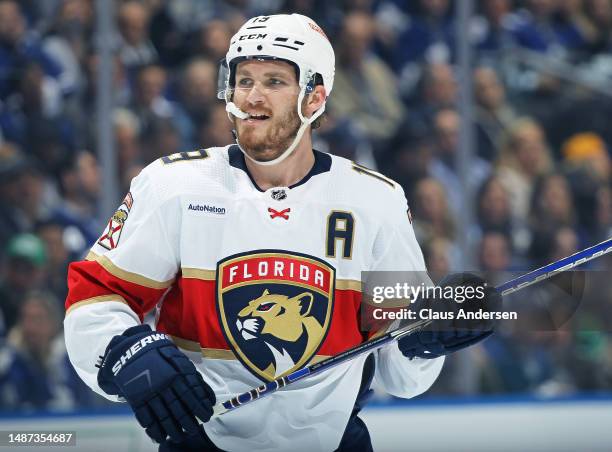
64 167 180 400
369 186 445 398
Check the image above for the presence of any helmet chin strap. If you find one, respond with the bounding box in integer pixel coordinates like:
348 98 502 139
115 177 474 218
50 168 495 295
229 85 326 167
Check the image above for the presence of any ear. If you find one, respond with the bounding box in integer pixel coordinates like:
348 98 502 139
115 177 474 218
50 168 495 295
262 289 270 296
303 85 326 119
295 292 314 317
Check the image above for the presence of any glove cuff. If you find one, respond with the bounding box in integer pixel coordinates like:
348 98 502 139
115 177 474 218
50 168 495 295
96 326 173 395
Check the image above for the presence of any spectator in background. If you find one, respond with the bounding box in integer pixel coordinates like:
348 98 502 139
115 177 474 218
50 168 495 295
548 226 580 262
391 0 454 72
496 117 554 223
196 102 234 149
128 64 187 151
428 108 490 217
0 144 30 244
479 232 513 286
117 0 158 72
562 132 610 184
380 123 432 195
473 0 519 59
83 52 130 112
558 0 600 57
0 144 57 243
422 236 453 282
330 11 404 153
406 62 457 127
194 19 234 62
51 150 101 254
477 176 513 237
0 291 89 409
594 184 612 240
36 219 71 303
0 0 62 100
113 108 141 188
411 177 456 245
1 59 76 166
0 234 47 332
583 0 612 55
175 57 218 148
512 0 585 56
147 0 191 68
140 117 182 164
561 132 611 238
529 173 578 264
42 0 93 99
473 66 518 162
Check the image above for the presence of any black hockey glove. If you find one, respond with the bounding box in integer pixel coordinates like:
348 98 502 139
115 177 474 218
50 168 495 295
398 273 501 359
96 325 215 443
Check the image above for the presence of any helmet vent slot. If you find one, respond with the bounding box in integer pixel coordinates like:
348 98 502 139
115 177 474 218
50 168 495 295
272 44 299 51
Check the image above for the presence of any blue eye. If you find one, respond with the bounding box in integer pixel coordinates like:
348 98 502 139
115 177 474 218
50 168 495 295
257 303 274 312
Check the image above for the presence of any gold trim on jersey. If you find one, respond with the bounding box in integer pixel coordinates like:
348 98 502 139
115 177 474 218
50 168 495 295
65 294 129 316
335 279 362 291
181 268 216 280
169 335 203 352
86 251 174 289
202 348 236 360
160 149 209 165
351 163 395 188
171 336 332 364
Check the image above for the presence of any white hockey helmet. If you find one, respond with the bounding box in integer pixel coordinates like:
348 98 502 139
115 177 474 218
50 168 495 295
218 14 335 166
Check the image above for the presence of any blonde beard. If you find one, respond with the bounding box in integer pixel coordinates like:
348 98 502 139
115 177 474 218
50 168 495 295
234 106 302 162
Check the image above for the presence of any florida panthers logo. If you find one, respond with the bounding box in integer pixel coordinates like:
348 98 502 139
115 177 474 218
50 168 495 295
217 251 335 382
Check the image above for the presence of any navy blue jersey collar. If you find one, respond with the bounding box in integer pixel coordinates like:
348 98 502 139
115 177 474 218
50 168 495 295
228 145 331 192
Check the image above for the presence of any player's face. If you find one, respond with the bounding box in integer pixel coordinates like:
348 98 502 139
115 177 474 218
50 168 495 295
232 60 302 162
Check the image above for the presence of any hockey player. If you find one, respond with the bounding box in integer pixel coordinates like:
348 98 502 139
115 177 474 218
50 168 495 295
65 14 499 451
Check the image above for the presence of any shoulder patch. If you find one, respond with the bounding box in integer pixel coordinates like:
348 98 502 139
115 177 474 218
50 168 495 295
97 192 133 250
351 163 395 188
160 149 209 165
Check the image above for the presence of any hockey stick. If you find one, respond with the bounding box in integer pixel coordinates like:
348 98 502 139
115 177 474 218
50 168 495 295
211 237 612 418
496 236 612 296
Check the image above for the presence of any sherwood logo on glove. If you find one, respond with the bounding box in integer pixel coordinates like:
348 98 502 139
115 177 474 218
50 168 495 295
111 333 169 376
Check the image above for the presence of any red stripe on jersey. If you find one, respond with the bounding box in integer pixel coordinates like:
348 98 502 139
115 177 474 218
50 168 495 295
156 278 227 349
156 278 364 355
65 260 167 320
318 288 363 355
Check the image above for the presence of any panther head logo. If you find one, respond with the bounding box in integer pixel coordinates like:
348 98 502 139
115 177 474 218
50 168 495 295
236 289 323 377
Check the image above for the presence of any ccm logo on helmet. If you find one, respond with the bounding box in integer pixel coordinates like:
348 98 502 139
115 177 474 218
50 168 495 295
111 333 169 376
239 33 267 41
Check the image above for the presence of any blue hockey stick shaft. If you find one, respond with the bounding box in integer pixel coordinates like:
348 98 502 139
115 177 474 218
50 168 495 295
211 318 431 417
211 237 612 418
496 237 612 296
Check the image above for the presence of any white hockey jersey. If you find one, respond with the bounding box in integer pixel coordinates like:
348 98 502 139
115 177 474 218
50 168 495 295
64 145 443 452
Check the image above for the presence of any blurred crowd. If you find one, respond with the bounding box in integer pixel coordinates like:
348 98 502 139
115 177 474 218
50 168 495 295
0 0 611 411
